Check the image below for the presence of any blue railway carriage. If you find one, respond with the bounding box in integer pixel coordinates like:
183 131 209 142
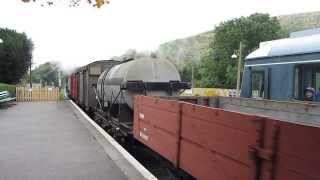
240 33 320 101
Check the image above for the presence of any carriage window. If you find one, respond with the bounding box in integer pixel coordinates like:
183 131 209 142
295 64 320 101
316 72 320 93
251 71 264 98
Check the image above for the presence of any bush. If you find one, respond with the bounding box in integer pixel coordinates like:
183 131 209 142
0 83 16 96
59 88 65 100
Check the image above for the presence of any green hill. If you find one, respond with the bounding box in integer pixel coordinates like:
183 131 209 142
279 11 320 34
158 11 320 69
158 31 214 69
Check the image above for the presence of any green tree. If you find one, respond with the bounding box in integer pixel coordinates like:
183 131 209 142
180 59 201 87
0 28 34 84
30 62 61 87
199 13 283 88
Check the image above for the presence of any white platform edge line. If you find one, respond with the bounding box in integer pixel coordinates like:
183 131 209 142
69 100 158 180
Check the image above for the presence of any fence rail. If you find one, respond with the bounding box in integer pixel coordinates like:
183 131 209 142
181 88 237 97
16 87 60 102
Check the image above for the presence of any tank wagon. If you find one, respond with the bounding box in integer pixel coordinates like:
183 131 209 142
94 57 189 137
241 33 320 101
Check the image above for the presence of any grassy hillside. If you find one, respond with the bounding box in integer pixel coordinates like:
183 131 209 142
279 11 320 35
158 31 214 69
158 11 320 68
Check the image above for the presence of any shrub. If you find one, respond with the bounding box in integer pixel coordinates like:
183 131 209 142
0 83 16 96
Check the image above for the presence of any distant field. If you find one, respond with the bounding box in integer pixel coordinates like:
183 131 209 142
0 83 16 96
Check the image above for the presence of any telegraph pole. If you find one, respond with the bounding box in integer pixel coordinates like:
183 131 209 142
191 65 194 88
236 41 243 96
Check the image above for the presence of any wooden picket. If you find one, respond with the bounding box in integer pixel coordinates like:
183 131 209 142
16 87 60 102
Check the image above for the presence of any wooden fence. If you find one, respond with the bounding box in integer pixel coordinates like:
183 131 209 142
16 87 60 102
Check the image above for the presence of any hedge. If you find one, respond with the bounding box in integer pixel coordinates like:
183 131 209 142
0 83 16 96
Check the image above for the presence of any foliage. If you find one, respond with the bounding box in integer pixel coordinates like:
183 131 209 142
0 28 34 84
59 88 65 100
179 59 201 87
279 11 320 36
0 83 16 96
159 11 320 68
159 11 320 88
21 0 110 8
198 13 282 88
158 31 214 70
29 61 62 87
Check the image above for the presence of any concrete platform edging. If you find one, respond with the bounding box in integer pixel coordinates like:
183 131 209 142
69 100 157 180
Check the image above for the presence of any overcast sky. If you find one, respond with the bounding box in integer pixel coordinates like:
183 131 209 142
0 0 319 69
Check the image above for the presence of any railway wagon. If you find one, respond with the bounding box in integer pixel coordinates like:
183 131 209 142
95 57 189 136
69 69 81 102
77 60 119 112
68 60 119 112
134 95 320 180
69 73 77 101
241 32 320 102
164 96 320 126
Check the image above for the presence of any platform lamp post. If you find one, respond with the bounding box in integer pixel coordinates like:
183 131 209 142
185 54 195 90
232 41 243 97
29 61 32 88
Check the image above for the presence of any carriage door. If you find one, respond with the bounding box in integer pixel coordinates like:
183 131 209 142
251 69 270 99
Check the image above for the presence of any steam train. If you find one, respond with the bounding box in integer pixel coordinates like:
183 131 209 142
67 57 189 139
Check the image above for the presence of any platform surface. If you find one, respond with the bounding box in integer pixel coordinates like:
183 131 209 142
0 101 129 180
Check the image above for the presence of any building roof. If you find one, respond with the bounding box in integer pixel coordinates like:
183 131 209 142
246 34 320 60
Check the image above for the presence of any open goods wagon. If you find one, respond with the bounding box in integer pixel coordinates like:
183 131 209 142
133 95 320 180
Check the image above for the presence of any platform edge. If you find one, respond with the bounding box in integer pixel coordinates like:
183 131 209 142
69 100 158 180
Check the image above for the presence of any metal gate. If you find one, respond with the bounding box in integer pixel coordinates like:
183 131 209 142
16 87 60 102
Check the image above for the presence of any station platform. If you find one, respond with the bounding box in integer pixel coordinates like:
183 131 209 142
0 101 156 180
